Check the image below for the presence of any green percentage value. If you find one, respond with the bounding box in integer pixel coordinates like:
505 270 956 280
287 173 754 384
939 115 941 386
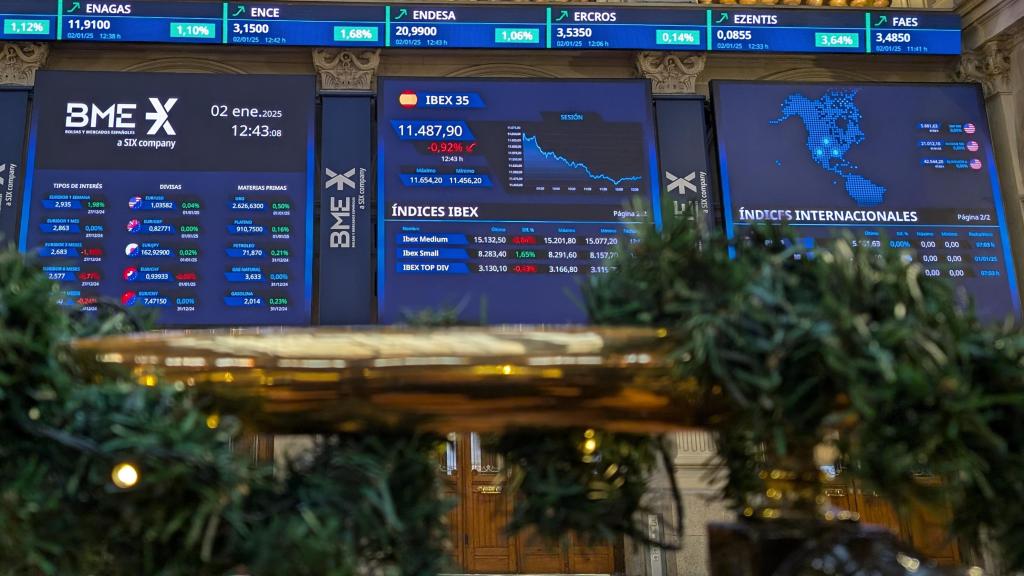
334 26 378 42
814 32 859 48
4 19 50 35
494 28 539 44
656 29 701 46
170 22 215 39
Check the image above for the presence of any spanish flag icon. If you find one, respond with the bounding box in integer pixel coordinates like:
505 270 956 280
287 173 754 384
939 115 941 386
399 91 418 108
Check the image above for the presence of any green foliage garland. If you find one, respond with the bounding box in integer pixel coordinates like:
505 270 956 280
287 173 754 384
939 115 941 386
0 249 452 576
488 429 681 547
584 204 1024 570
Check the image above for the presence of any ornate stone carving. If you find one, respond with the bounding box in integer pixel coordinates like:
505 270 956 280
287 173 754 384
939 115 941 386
0 42 48 86
954 40 1011 98
635 52 706 95
312 48 380 92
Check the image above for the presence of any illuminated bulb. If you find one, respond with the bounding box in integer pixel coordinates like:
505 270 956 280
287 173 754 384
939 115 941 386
583 439 598 454
112 462 140 489
206 414 220 429
967 567 985 576
584 429 596 439
896 553 920 573
501 365 513 375
142 374 157 387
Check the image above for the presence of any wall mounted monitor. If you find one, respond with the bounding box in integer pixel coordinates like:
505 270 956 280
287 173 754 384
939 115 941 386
377 77 660 324
712 81 1020 322
21 71 315 325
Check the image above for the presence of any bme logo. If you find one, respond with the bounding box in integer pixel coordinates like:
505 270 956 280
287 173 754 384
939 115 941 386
329 195 353 248
326 166 365 249
65 98 178 135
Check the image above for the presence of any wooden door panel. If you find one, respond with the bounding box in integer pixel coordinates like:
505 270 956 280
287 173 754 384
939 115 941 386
466 486 515 572
464 433 516 573
438 437 463 570
569 534 616 574
907 504 960 565
855 491 904 539
448 433 621 574
519 527 566 573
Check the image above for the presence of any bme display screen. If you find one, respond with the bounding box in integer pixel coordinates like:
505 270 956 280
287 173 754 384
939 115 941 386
377 78 660 324
713 81 1020 322
21 71 315 326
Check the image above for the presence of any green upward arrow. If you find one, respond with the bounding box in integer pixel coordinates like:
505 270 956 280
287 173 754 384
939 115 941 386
555 10 568 22
67 1 80 13
875 15 887 26
232 5 245 17
395 8 408 20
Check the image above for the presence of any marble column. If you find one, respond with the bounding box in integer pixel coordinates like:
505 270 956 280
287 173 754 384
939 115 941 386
954 27 1024 309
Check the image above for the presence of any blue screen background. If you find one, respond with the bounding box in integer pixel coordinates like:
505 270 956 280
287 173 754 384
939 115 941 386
377 78 660 324
713 81 1020 322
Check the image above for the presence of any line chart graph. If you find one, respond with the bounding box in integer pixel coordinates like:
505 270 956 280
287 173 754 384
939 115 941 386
521 133 642 186
506 120 646 193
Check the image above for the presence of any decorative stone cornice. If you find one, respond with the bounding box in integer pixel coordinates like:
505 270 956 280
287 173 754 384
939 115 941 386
954 39 1012 98
312 48 380 92
635 51 706 95
0 42 48 86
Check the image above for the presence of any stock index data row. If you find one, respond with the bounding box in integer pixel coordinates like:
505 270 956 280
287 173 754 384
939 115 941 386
0 0 960 55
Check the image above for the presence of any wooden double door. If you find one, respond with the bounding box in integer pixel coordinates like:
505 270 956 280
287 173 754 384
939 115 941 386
825 476 962 566
440 433 621 574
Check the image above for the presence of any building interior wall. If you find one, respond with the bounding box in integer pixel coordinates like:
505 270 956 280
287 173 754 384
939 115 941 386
5 0 1023 573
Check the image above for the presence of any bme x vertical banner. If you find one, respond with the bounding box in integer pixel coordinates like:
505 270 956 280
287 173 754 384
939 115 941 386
318 95 373 324
654 96 715 233
0 89 29 245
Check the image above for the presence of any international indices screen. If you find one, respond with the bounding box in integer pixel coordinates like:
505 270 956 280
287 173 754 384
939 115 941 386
377 78 660 324
21 71 315 325
713 81 1020 322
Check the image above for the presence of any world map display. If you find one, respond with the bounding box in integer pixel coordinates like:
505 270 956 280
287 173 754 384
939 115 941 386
770 89 887 206
714 81 1021 323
